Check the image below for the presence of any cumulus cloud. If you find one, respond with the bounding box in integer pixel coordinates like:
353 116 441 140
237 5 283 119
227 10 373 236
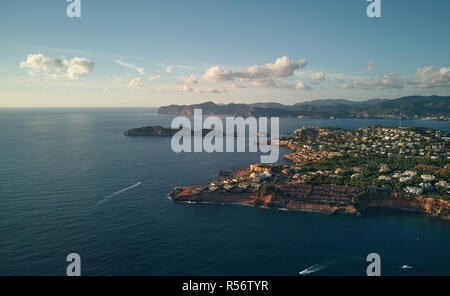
179 74 199 85
249 79 290 89
115 60 145 75
367 60 375 72
66 57 95 80
311 72 326 81
296 81 313 90
20 54 51 72
19 53 94 79
235 56 308 80
408 66 450 88
149 74 161 81
203 66 233 83
246 78 312 91
127 77 144 88
52 59 66 71
337 73 403 90
202 56 308 84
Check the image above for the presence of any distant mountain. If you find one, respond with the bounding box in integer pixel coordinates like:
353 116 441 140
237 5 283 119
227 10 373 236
359 95 450 117
158 96 450 119
158 101 298 117
250 102 288 109
293 99 362 107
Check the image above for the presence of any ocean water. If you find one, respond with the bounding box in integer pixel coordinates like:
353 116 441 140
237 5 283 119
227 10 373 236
0 108 449 276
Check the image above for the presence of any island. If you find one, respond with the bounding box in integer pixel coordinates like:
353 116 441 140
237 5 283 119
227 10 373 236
124 126 225 137
169 126 450 219
124 126 180 136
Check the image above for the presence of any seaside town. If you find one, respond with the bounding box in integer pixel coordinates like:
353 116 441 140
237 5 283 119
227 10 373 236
170 126 450 213
279 126 449 197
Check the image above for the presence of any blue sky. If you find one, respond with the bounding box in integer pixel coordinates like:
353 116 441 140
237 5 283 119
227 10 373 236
0 0 449 107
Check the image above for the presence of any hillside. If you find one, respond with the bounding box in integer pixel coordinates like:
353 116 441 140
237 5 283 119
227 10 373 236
158 96 450 120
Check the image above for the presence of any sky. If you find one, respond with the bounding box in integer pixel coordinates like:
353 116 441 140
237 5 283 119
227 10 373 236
0 0 449 107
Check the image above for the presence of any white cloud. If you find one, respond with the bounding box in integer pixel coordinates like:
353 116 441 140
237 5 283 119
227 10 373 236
127 77 144 88
52 59 66 71
166 66 172 73
20 54 51 72
149 74 161 81
179 74 199 85
19 53 94 79
66 57 95 80
245 78 312 91
409 66 450 88
249 79 289 89
296 81 313 90
235 56 308 80
311 72 326 81
115 60 145 75
203 66 233 83
337 73 403 90
203 56 308 83
367 60 375 72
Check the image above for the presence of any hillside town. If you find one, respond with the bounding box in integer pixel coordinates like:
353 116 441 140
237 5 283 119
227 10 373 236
279 126 450 198
173 126 449 202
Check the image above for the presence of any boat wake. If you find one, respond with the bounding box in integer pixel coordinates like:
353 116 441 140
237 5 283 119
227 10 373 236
96 182 142 205
299 261 336 276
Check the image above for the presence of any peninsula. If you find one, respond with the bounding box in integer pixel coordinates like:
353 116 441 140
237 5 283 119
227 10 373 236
169 126 450 219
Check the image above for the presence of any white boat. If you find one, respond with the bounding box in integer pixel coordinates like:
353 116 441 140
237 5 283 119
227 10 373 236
299 268 310 275
400 265 413 269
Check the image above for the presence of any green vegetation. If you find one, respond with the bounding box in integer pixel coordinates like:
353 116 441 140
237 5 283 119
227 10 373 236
280 126 449 201
259 184 282 196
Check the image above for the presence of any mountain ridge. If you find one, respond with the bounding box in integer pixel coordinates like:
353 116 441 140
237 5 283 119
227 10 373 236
158 96 450 120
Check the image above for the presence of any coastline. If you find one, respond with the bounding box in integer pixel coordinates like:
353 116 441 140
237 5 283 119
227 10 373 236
168 181 450 220
167 125 450 220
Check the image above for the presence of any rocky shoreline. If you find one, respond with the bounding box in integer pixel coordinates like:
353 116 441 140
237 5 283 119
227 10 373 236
167 125 450 220
168 182 450 219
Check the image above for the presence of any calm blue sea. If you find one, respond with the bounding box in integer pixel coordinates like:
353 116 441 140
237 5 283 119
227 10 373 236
0 108 449 276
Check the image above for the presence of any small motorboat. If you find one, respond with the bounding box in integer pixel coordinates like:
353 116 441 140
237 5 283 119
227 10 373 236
299 268 310 275
400 265 413 269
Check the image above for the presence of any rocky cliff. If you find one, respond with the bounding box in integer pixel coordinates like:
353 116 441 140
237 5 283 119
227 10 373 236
169 186 450 220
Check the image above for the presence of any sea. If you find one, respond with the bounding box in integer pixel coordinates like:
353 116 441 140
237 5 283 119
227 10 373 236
0 108 449 276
